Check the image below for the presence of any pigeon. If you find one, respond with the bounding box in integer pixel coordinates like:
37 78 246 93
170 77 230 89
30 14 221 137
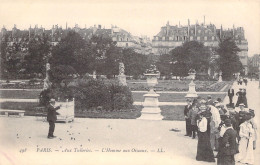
74 138 75 140
80 145 82 147
88 139 90 142
78 133 80 134
29 137 31 138
71 137 73 140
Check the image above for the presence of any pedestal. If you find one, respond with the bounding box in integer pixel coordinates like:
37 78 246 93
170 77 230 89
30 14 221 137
118 74 127 86
138 91 163 120
185 80 198 98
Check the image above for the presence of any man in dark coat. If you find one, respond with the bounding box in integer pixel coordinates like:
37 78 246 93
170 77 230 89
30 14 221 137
217 119 239 165
206 95 214 106
47 99 61 139
184 98 192 136
227 88 234 106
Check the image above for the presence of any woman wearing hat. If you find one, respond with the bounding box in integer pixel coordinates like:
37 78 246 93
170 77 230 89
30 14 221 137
236 114 254 164
236 89 248 108
196 111 215 162
217 119 239 165
209 104 221 151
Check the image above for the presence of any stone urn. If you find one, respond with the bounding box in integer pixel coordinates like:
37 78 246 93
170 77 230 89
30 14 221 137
145 73 159 92
138 73 163 120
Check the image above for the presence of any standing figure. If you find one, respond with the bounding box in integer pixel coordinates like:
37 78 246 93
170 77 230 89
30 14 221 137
209 105 221 151
241 89 248 108
249 109 257 150
184 98 192 137
236 114 254 164
188 101 199 139
47 99 61 139
206 95 214 106
196 112 215 162
243 78 248 86
217 119 239 165
235 88 244 107
228 88 234 106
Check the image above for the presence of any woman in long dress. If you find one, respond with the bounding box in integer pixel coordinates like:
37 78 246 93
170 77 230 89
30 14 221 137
235 88 244 107
242 89 248 108
196 112 215 162
236 114 254 164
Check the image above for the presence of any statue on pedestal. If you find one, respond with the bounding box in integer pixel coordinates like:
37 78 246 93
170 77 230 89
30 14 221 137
43 63 52 90
118 62 127 86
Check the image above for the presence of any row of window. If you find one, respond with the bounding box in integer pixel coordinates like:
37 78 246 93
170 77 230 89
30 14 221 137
154 36 216 41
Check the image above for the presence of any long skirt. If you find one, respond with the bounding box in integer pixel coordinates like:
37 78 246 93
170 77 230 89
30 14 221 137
196 131 215 162
217 155 235 165
235 96 244 107
235 137 254 164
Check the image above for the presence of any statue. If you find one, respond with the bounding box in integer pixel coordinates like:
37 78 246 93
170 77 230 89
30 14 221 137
118 62 127 86
43 63 52 90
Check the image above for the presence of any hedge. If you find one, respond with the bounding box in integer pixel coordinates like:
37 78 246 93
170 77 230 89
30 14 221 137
39 79 133 111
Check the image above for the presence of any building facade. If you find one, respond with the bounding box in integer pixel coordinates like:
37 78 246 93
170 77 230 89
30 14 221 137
0 24 152 56
152 21 249 74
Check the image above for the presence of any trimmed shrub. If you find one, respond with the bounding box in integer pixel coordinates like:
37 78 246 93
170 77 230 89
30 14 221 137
39 79 133 111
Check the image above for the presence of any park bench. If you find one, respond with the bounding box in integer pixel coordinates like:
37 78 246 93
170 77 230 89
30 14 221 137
0 109 25 117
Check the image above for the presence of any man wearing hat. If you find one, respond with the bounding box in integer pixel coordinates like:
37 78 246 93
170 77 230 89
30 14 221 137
184 98 192 136
217 119 238 165
227 88 234 106
206 95 214 106
47 99 61 139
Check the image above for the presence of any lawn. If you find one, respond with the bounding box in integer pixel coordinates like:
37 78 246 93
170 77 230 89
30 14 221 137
0 102 185 121
127 80 233 92
132 93 226 102
0 90 41 99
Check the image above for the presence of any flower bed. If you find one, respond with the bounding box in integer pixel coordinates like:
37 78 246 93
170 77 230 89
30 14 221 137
128 80 233 92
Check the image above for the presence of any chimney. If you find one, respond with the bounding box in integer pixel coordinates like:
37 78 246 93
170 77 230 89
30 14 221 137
220 24 223 39
66 22 68 30
166 21 170 36
98 25 101 29
195 21 197 36
204 15 205 25
188 19 190 38
52 25 54 37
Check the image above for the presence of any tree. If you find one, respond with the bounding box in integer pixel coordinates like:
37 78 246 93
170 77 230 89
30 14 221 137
24 33 50 78
159 41 211 78
122 48 148 78
51 31 86 71
157 54 172 78
217 38 243 80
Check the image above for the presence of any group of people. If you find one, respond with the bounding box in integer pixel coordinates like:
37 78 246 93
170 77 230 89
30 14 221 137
237 77 248 86
184 93 257 165
228 86 248 108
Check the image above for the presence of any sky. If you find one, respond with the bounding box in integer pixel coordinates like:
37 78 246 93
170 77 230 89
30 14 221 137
0 0 260 56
